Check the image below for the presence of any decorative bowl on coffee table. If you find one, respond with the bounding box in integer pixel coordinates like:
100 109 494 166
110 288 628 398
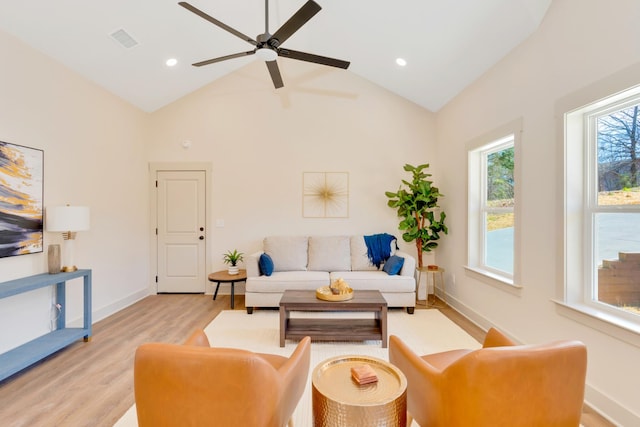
316 286 354 301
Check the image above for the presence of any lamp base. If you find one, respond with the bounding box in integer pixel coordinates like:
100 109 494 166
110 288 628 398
61 265 78 272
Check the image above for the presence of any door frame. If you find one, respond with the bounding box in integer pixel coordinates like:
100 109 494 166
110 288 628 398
149 162 213 295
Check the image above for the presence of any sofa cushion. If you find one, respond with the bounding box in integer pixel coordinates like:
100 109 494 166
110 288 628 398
383 255 404 275
258 253 274 276
264 236 309 272
330 271 415 292
308 236 351 271
350 236 379 271
246 271 330 292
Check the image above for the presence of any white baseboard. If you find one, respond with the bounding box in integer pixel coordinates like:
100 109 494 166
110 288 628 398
94 288 150 323
445 293 638 427
68 288 150 327
585 384 639 427
443 293 495 333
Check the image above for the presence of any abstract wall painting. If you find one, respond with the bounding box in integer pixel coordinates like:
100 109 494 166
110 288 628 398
0 141 44 258
303 172 349 218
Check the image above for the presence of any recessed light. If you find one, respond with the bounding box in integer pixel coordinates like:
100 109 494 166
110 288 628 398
166 58 178 67
396 58 407 67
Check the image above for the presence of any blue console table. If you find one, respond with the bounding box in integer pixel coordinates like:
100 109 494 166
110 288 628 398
0 269 92 382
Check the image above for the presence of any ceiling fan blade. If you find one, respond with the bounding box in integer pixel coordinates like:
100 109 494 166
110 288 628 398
265 60 284 89
278 49 350 69
269 0 321 47
192 50 256 67
179 2 257 46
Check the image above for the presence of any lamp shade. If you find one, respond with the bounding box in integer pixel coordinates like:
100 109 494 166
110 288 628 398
46 206 90 232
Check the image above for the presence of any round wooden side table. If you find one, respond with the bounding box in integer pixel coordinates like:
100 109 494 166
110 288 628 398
207 269 246 309
312 355 407 427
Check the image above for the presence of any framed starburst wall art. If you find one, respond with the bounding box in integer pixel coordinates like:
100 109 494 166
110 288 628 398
303 172 349 218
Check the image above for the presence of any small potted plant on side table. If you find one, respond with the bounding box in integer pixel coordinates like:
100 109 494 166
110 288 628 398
223 249 244 275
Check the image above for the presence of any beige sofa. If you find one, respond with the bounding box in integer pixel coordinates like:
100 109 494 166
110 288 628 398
245 235 416 314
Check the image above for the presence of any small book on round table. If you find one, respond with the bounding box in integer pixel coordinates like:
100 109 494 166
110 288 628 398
351 364 378 385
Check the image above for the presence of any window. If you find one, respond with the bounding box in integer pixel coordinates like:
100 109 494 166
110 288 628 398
562 75 640 340
467 119 521 288
572 95 640 318
483 141 515 275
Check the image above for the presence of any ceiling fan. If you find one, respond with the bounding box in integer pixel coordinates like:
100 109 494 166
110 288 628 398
178 0 350 89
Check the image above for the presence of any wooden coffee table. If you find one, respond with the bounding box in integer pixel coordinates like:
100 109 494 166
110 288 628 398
279 290 388 348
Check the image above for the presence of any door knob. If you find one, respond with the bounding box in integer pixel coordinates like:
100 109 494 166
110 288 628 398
200 227 204 231
199 236 204 240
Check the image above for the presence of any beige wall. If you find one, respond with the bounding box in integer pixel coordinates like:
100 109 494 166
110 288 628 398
0 30 150 352
436 0 640 424
0 31 436 351
147 59 437 295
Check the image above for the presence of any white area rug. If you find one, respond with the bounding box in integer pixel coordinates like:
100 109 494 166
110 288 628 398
114 309 481 427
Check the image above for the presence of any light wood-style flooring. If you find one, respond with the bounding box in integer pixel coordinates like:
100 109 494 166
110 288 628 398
0 294 613 426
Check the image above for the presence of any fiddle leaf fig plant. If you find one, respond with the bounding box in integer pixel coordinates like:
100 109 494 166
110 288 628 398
385 163 448 268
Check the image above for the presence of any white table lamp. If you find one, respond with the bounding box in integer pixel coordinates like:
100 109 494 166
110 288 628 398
46 205 90 272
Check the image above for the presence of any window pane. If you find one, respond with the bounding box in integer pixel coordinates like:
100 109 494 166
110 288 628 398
595 213 640 315
486 147 515 206
485 212 514 274
485 145 514 274
597 103 640 206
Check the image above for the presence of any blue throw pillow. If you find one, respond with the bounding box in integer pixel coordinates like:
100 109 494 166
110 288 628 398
382 255 404 276
259 253 274 276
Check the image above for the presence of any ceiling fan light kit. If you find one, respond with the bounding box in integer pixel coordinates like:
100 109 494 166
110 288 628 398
178 0 350 89
256 47 277 62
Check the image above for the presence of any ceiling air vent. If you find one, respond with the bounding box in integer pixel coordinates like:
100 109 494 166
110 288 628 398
110 28 138 49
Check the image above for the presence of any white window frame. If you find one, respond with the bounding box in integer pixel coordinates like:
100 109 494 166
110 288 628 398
466 119 522 291
558 65 640 347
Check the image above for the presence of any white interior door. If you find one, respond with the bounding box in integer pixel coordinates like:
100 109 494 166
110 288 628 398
156 170 206 293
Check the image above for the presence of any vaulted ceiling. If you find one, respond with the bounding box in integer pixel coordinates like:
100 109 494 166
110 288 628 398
0 0 551 113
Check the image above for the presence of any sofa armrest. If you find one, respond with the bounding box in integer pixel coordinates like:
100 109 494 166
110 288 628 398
246 251 264 278
395 250 416 277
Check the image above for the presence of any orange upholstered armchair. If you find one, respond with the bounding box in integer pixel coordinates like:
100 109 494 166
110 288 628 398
134 330 311 427
389 328 587 427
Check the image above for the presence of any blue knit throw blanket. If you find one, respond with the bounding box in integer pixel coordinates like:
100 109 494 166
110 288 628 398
364 233 398 269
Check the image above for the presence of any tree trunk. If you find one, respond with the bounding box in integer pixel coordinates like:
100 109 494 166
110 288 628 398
415 238 423 268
